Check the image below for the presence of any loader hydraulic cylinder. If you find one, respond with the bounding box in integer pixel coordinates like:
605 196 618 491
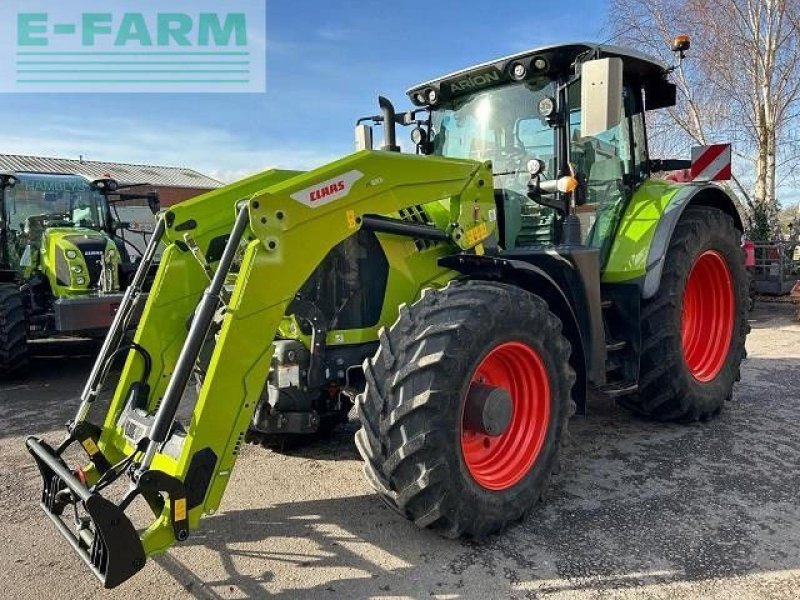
74 217 166 425
141 205 250 467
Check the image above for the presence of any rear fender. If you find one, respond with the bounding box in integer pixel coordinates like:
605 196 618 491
642 185 743 299
603 180 743 299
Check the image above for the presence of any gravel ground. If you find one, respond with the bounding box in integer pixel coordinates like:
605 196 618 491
0 304 798 600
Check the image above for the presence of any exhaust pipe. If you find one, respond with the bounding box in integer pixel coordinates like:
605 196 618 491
378 96 400 152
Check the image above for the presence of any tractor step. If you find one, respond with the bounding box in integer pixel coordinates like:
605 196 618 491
601 299 613 310
595 381 638 398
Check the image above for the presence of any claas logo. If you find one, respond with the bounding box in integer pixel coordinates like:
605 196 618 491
290 170 364 208
310 180 346 203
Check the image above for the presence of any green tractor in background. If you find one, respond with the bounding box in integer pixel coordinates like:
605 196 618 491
0 172 159 378
26 39 750 588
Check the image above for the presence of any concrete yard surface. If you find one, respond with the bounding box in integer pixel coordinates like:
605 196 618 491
0 304 798 599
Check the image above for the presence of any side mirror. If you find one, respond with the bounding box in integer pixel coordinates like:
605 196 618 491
91 178 119 192
19 244 33 268
580 57 623 138
355 124 374 151
0 173 17 188
147 193 160 215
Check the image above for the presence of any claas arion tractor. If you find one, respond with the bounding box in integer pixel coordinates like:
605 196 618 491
26 40 748 588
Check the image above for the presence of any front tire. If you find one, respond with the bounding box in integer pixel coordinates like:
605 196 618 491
0 283 29 380
356 281 575 538
625 207 749 421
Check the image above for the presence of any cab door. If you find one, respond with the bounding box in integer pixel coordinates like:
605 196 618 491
567 80 648 265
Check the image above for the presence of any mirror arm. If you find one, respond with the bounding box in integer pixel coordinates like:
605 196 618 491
527 179 567 215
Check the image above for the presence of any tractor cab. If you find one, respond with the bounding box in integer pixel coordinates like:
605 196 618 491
408 44 677 256
0 173 117 274
359 43 678 263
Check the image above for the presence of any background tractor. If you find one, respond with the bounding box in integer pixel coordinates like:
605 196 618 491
26 39 749 588
0 172 159 378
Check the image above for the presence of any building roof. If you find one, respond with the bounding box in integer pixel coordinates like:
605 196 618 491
0 153 223 189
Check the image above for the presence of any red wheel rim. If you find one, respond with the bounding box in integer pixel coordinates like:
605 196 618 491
681 250 735 382
461 342 550 491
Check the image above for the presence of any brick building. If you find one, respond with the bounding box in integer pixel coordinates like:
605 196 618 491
0 153 222 207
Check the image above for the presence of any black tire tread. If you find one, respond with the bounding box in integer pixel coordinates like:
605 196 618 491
356 280 576 538
622 206 749 422
0 283 28 380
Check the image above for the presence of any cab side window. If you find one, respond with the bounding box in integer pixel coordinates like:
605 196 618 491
567 81 638 253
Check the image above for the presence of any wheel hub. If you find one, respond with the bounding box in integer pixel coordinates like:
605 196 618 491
463 382 513 437
460 341 551 491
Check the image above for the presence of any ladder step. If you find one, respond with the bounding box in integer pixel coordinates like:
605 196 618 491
606 339 627 352
596 381 638 398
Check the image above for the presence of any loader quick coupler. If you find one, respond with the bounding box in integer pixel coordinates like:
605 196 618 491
27 431 191 588
26 436 147 589
24 215 174 588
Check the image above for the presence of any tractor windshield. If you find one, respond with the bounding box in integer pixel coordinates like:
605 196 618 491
431 79 559 246
4 174 108 237
431 80 556 179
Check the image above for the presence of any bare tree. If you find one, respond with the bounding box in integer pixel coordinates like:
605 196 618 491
609 0 800 216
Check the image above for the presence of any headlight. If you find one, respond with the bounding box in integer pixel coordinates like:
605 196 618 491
76 276 86 286
72 265 83 273
538 96 556 119
65 249 78 259
509 62 527 81
527 159 546 177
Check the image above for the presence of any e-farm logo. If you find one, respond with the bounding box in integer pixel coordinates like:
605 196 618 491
0 1 265 93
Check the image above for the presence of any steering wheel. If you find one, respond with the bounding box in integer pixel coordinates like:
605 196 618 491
26 213 74 231
42 213 74 225
494 145 529 173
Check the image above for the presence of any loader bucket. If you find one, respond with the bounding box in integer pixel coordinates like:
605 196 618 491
26 437 146 589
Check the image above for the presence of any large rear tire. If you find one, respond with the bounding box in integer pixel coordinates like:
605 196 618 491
356 281 575 538
0 283 29 380
624 206 749 421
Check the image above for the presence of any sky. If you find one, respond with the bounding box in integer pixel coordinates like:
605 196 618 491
0 0 610 183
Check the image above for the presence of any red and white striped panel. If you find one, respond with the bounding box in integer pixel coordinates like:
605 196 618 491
690 144 732 181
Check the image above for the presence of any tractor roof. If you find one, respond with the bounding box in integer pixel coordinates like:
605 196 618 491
406 42 667 106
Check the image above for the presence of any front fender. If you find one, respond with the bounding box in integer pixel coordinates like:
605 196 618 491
440 250 606 416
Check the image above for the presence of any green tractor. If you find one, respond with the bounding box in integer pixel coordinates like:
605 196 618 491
0 172 160 378
27 40 748 588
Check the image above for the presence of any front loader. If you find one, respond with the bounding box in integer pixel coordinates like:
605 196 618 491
26 39 749 588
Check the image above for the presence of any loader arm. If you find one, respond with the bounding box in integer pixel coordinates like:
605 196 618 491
26 149 495 588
